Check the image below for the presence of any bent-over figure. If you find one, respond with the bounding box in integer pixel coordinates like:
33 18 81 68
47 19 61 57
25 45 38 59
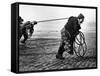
56 13 85 60
18 16 37 44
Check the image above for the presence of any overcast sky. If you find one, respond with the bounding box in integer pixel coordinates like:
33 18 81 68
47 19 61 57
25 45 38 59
19 5 96 33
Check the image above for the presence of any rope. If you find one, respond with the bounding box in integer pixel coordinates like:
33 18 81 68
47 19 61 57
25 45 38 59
73 31 87 57
36 17 69 23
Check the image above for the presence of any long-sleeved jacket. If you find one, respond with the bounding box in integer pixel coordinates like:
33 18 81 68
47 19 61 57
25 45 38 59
19 21 35 36
64 16 81 36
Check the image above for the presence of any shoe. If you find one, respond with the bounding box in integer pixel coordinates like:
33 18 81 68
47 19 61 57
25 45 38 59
68 51 74 55
21 41 25 44
56 54 65 60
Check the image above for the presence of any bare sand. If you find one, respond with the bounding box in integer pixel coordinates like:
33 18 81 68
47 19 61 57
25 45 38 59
19 32 97 72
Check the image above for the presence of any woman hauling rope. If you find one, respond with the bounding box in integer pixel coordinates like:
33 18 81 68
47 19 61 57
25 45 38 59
18 16 38 44
56 13 85 60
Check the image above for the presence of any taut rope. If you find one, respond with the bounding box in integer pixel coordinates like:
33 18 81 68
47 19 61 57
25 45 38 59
36 17 69 23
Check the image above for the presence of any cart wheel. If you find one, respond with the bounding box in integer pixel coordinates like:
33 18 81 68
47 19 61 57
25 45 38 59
73 31 87 57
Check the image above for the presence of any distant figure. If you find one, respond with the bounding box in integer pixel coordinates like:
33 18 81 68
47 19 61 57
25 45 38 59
18 16 37 44
56 13 85 60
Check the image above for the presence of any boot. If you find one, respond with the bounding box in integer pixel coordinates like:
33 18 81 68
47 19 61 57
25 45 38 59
56 54 65 60
21 40 26 44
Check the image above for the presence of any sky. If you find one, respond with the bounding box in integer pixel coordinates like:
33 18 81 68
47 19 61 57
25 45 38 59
19 4 96 33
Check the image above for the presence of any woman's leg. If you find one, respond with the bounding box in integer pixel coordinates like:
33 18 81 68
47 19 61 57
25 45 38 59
21 31 28 43
68 37 75 55
56 41 65 59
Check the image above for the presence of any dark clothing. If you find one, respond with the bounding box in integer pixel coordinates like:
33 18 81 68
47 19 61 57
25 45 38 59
57 16 81 57
19 21 34 43
64 16 81 37
19 29 28 43
19 16 24 24
29 23 34 36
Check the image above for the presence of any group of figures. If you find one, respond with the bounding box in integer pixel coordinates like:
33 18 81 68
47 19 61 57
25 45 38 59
18 13 85 60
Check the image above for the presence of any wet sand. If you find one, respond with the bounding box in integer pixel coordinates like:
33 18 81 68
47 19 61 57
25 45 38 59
19 32 97 72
